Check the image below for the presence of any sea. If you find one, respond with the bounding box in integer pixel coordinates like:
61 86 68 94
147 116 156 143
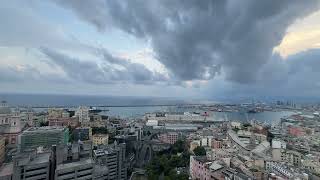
0 93 295 123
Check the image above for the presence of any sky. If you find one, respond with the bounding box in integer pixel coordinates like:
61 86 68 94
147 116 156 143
1 0 320 99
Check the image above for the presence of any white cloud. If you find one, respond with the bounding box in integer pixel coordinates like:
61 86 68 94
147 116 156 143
275 10 320 57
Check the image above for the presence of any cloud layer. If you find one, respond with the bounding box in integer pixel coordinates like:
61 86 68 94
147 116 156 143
1 0 320 98
207 48 320 98
53 0 320 84
40 47 168 85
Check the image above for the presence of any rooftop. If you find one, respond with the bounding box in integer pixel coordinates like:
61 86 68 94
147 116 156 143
28 153 51 165
286 150 302 156
193 156 210 163
252 141 270 155
15 152 51 166
209 162 224 171
0 163 13 177
93 134 109 137
93 148 117 157
0 107 11 114
24 126 66 133
56 158 93 170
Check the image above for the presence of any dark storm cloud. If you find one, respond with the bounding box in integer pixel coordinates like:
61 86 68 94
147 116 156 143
256 49 320 96
283 49 320 95
52 0 320 83
207 49 320 98
39 47 168 84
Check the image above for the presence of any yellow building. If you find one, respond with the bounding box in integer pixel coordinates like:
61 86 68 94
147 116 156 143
92 134 109 146
0 136 5 165
48 108 64 118
190 140 200 152
302 160 320 174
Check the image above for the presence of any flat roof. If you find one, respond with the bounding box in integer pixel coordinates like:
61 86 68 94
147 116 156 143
209 162 224 171
24 126 65 133
93 147 117 156
193 156 210 163
252 141 270 154
28 153 51 165
56 158 93 170
93 134 108 137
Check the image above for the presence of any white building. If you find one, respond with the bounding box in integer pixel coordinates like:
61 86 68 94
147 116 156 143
265 161 293 179
272 139 286 161
146 120 158 126
201 136 213 147
272 139 286 149
231 121 241 129
75 106 90 124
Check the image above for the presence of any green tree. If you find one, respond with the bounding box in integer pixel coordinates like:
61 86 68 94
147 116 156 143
92 127 108 134
146 140 190 180
193 146 206 156
180 151 191 167
39 121 49 127
68 125 74 142
171 140 185 154
165 169 188 180
169 155 180 167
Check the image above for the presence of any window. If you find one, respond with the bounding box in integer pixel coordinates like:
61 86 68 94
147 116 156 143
77 173 91 178
58 171 74 176
26 166 46 172
25 172 47 178
78 167 93 172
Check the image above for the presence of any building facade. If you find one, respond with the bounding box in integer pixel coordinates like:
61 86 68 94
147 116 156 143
92 134 109 146
189 156 225 180
55 159 95 180
158 132 178 144
48 109 65 119
73 127 92 142
0 101 23 145
288 126 305 137
75 106 90 124
93 143 127 180
18 127 69 151
0 136 5 165
212 139 223 149
48 117 79 128
0 163 13 180
281 150 302 167
12 151 52 180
